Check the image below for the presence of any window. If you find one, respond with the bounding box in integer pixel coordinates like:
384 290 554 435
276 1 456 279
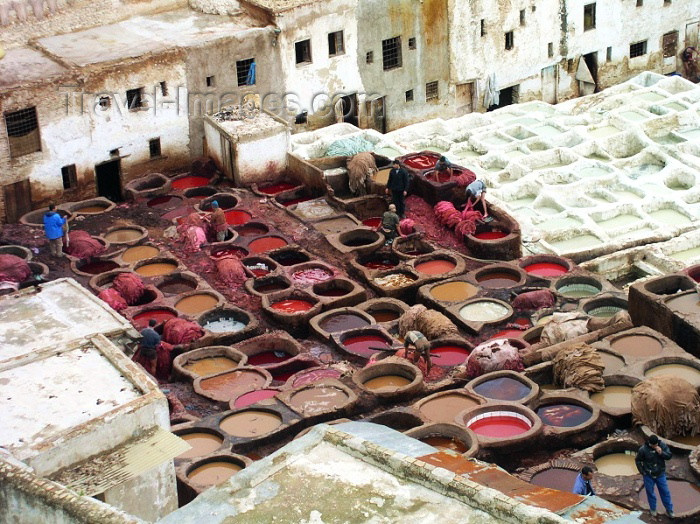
425 81 439 101
382 36 402 70
236 58 256 86
531 5 536 12
583 3 596 31
328 31 344 56
110 148 120 157
149 138 161 158
206 76 216 88
408 37 416 50
4 107 41 158
480 19 486 37
160 81 168 96
630 40 647 58
664 0 671 4
295 39 312 65
636 0 642 6
366 51 374 64
405 89 414 102
663 31 678 58
505 31 514 50
126 87 145 111
61 164 77 190
548 42 554 58
98 96 111 110
520 9 525 26
606 46 612 62
295 111 308 124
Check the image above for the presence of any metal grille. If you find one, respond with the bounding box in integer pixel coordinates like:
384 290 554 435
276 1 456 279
426 81 439 101
295 40 312 64
4 107 41 158
237 58 255 86
382 36 402 70
662 31 678 58
328 31 344 56
630 40 647 58
583 3 596 31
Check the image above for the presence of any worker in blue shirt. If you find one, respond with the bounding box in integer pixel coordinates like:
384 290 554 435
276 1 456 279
572 466 595 496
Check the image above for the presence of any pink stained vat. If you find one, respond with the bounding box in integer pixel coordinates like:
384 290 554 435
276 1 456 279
524 262 569 277
236 224 269 237
430 345 470 367
362 217 381 228
281 196 313 207
233 389 279 408
292 368 342 388
224 210 252 225
247 350 293 366
132 309 177 329
211 247 248 260
259 182 297 195
403 154 438 170
249 237 288 254
468 414 532 437
342 335 391 358
490 329 526 340
147 195 179 208
270 299 314 313
292 267 333 284
415 259 456 275
161 206 193 221
171 176 210 190
425 170 451 183
473 231 508 240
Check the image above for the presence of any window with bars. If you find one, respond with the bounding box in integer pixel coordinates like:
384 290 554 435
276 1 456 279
126 87 145 111
4 107 41 158
630 40 647 58
662 31 678 58
382 36 402 71
61 164 77 190
583 3 596 31
236 58 256 86
328 31 344 56
426 81 439 101
149 138 161 158
295 39 312 65
505 31 514 50
405 89 414 102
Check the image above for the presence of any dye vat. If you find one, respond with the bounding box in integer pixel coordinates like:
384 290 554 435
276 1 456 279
473 231 508 240
363 375 412 392
430 346 470 366
459 300 510 323
557 282 601 299
361 256 398 270
403 154 438 170
270 299 314 313
610 334 662 357
472 377 531 401
467 412 532 437
314 285 350 297
430 281 478 302
418 393 480 423
187 461 242 486
158 278 197 294
476 271 521 289
161 207 193 221
253 280 289 294
645 363 700 385
362 217 381 228
224 210 252 225
75 205 108 214
373 273 417 288
590 385 632 410
291 368 342 388
132 309 177 329
292 267 333 284
421 437 469 453
245 261 272 278
594 453 638 476
122 245 159 263
599 351 625 373
343 335 392 358
638 479 700 514
270 251 310 266
172 176 210 190
536 404 592 427
370 310 401 322
175 294 219 315
530 468 579 490
319 313 370 333
666 292 700 315
177 432 224 459
415 259 456 275
248 237 288 254
77 260 119 275
259 182 296 195
236 224 269 237
202 318 246 333
281 196 313 207
425 170 452 183
288 386 349 415
247 351 293 367
673 435 700 447
135 262 177 277
523 262 569 277
199 370 268 402
184 357 238 377
104 228 143 243
147 195 179 208
232 389 279 408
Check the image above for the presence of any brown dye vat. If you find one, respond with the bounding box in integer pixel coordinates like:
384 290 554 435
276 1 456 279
599 351 625 373
610 335 662 357
430 281 478 302
673 435 700 446
236 224 269 237
159 278 197 294
220 410 283 437
188 461 242 486
104 229 142 243
319 313 370 333
288 386 349 415
421 436 469 453
595 453 638 476
184 357 238 377
135 262 177 277
199 370 266 400
415 259 456 275
477 271 520 288
666 292 700 315
645 363 700 385
370 310 401 322
77 260 119 275
75 205 107 213
638 479 700 514
176 294 218 315
419 393 480 423
177 433 223 459
590 386 632 410
362 375 411 392
530 468 579 490
122 245 159 263
472 377 531 401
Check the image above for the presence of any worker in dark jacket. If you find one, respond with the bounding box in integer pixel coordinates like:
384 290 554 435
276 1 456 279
385 160 410 217
636 434 674 518
135 319 161 376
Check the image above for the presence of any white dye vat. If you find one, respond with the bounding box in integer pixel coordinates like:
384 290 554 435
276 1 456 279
611 190 642 201
579 166 611 177
532 125 563 137
627 163 664 178
648 209 691 226
620 111 649 122
637 92 665 102
679 128 700 140
538 217 583 232
459 300 510 322
596 214 641 230
588 126 621 138
550 234 603 252
669 246 700 262
664 102 687 112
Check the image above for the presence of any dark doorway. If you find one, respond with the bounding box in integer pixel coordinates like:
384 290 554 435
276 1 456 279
583 52 598 89
95 159 123 202
3 179 32 223
341 94 359 127
488 85 519 111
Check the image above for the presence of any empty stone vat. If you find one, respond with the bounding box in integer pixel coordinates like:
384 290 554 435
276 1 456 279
280 380 356 417
125 173 171 198
102 225 148 245
156 272 199 295
198 193 239 211
246 275 291 296
235 221 270 237
405 423 479 457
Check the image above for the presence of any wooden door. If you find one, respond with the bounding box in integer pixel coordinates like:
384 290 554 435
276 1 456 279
3 179 32 223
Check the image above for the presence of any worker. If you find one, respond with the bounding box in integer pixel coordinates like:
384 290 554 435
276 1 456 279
43 203 67 257
572 466 596 496
209 200 227 242
435 156 454 178
135 319 161 376
380 204 400 244
385 160 410 218
465 179 488 218
404 330 432 373
636 434 674 518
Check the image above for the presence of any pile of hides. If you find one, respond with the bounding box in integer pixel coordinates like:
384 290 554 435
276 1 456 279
434 201 483 237
512 289 555 311
540 312 590 346
552 343 605 392
398 305 459 340
98 288 128 312
177 213 208 253
399 218 415 236
112 273 145 305
162 318 204 345
463 339 524 378
64 231 106 260
347 152 376 196
0 254 31 284
632 375 700 438
587 310 631 332
453 169 477 187
216 257 247 285
325 136 374 157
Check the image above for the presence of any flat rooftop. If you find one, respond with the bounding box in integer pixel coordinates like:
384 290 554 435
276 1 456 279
0 47 67 91
210 105 288 137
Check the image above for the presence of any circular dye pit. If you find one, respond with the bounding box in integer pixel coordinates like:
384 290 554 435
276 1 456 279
253 280 289 294
314 285 350 297
184 357 238 377
530 468 580 490
292 267 332 284
363 375 412 392
645 363 700 385
373 273 417 288
288 386 349 415
199 370 268 402
177 432 224 459
673 435 700 447
236 223 269 236
75 205 108 214
249 237 288 254
319 313 370 333
403 154 438 170
430 346 470 367
467 412 532 437
341 235 379 247
430 281 478 302
104 228 143 243
590 385 632 410
211 248 248 261
638 479 700 514
245 261 273 278
281 196 313 207
270 251 309 266
361 257 398 270
595 453 638 476
122 245 159 263
599 351 625 373
146 195 180 208
425 170 451 183
291 368 342 388
135 262 177 277
473 231 508 240
188 461 242 486
421 437 469 453
362 217 381 228
270 299 314 313
202 317 247 333
523 262 569 277
175 294 219 315
473 377 531 401
419 393 480 423
158 278 197 295
132 309 177 329
586 304 626 318
370 309 401 322
172 176 210 190
247 350 293 367
161 207 193 221
232 389 279 408
77 260 119 275
459 300 510 323
666 292 700 315
476 271 521 289
536 404 592 427
259 182 297 195
343 335 392 358
224 210 251 226
610 335 662 357
415 259 456 275
557 282 601 299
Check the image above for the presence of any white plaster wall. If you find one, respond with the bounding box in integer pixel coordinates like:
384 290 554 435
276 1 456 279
105 460 178 521
204 119 225 173
235 131 289 185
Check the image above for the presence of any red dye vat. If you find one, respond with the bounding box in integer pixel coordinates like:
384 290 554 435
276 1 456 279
211 247 247 260
171 176 210 190
292 368 342 388
147 195 178 208
249 237 288 254
430 346 470 367
513 317 531 328
415 259 456 275
362 258 397 270
403 154 438 170
473 231 508 240
77 260 119 274
362 217 382 228
490 329 525 339
315 287 349 297
343 335 391 358
292 268 332 284
425 170 451 183
233 389 279 408
237 224 268 236
132 309 177 329
270 299 314 312
248 350 293 366
468 414 531 437
524 262 568 277
259 182 296 195
225 210 252 225
161 206 193 221
281 196 313 207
